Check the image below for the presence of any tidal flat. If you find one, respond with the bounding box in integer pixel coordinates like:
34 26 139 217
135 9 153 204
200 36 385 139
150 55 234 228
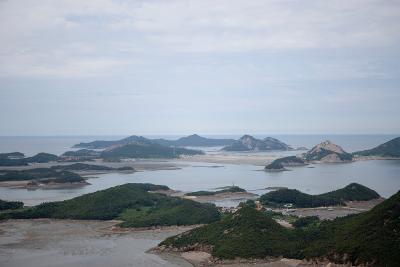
0 219 194 267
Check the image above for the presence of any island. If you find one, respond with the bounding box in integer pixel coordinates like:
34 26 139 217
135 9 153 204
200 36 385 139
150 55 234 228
259 183 380 208
185 186 246 196
73 134 235 149
158 188 399 267
1 183 221 228
0 168 87 188
0 152 59 166
222 135 292 151
100 142 203 160
264 156 307 171
0 199 24 210
353 136 400 158
303 140 353 163
50 163 135 172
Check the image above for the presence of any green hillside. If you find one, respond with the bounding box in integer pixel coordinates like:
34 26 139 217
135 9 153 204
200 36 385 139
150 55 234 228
354 137 400 157
185 186 246 196
3 183 220 227
161 190 400 266
260 183 380 208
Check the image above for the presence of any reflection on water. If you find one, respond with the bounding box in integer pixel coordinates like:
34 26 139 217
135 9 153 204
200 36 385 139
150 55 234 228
1 160 400 206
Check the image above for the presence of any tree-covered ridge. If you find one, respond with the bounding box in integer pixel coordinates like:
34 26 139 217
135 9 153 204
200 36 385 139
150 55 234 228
260 183 380 208
73 134 235 149
354 136 400 158
265 156 306 170
0 199 24 211
185 186 246 196
100 143 203 159
0 152 59 166
50 163 134 172
0 168 84 183
161 190 400 266
2 183 220 227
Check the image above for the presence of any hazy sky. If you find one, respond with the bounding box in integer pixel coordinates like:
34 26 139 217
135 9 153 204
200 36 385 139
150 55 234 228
1 0 400 135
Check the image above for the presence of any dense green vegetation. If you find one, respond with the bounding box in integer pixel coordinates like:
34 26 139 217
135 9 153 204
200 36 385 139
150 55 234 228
264 161 285 170
101 143 203 159
161 206 301 259
0 199 24 210
265 156 306 170
354 137 400 157
0 152 59 166
26 153 59 163
50 163 134 172
2 183 220 227
319 183 380 201
259 183 380 208
292 216 319 228
185 186 246 196
0 168 84 183
260 189 341 207
162 191 400 266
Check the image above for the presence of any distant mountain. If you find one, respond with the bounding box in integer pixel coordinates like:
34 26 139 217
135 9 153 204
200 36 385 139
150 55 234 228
100 143 203 159
160 190 400 266
303 140 352 162
73 135 152 149
74 134 235 149
354 136 400 158
222 135 292 151
0 152 59 166
153 134 235 147
264 156 307 171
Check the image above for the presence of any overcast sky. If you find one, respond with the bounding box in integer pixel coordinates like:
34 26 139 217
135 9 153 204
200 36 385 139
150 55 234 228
1 0 399 135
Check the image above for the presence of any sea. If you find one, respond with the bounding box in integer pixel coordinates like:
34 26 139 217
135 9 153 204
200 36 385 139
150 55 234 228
0 135 399 205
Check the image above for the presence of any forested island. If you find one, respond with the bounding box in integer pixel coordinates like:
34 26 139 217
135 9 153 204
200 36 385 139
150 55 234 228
185 186 246 196
260 183 380 208
159 189 400 266
0 183 220 228
353 136 400 158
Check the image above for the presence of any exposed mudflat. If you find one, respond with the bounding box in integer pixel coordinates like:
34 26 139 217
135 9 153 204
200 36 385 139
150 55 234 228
0 219 194 267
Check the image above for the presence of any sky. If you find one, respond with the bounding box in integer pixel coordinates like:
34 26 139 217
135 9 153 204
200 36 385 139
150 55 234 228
1 0 400 136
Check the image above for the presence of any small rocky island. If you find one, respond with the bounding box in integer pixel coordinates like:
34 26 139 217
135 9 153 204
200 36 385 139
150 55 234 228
303 140 353 163
264 156 307 171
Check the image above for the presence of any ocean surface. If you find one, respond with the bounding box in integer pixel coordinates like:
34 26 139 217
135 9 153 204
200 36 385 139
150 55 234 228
0 135 399 206
0 134 398 156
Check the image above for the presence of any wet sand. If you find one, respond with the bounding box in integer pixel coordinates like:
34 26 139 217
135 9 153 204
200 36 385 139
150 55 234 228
0 219 194 267
179 153 286 166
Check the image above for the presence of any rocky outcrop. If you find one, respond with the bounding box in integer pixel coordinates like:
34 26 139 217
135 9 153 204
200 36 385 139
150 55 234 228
303 140 352 163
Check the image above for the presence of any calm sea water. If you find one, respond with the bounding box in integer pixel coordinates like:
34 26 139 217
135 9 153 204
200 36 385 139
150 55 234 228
0 134 398 156
0 135 399 206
